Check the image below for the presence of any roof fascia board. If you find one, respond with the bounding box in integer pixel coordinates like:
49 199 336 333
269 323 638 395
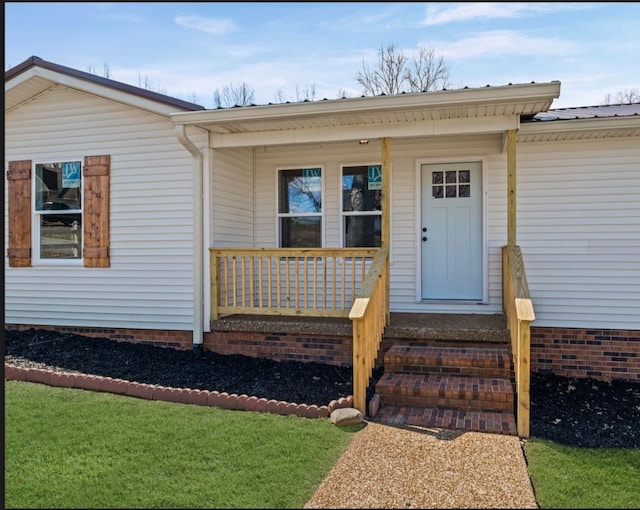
47 67 180 116
23 67 183 116
210 114 520 148
6 56 205 111
521 116 640 135
4 67 39 91
173 82 561 127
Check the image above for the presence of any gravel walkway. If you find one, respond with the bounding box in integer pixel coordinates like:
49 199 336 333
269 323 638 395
305 421 537 509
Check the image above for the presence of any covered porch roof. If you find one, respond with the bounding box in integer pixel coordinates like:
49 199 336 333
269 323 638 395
171 81 561 148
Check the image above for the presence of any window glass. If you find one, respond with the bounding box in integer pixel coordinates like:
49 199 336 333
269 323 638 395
278 168 322 247
342 165 382 247
35 162 82 259
431 169 472 200
280 217 321 248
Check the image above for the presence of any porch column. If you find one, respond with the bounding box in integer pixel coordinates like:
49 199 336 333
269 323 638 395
381 137 391 249
381 137 391 322
507 129 518 246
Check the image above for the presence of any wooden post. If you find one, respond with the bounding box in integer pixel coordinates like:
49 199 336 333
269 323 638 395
210 250 219 320
381 137 391 323
507 129 517 246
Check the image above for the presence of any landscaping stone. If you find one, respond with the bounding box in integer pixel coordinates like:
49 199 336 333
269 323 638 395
330 407 363 426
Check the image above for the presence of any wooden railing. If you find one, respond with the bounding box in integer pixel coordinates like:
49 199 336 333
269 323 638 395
210 248 379 320
502 245 535 438
349 247 390 414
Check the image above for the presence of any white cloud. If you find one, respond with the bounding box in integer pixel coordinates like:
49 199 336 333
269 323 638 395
222 45 272 59
319 6 403 32
436 30 577 59
174 15 237 35
421 2 597 26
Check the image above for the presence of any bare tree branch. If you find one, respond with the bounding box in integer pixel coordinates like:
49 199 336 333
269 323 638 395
274 88 288 104
295 83 317 102
213 82 255 108
405 46 450 92
356 43 450 96
601 88 640 105
356 43 408 96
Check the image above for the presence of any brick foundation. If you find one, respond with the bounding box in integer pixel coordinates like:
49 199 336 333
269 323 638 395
4 324 193 350
531 326 640 382
6 323 640 382
202 330 353 366
4 323 354 366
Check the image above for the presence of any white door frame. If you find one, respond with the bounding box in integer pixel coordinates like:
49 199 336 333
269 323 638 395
414 156 488 304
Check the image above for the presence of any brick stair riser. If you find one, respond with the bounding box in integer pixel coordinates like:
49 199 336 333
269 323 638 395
384 363 511 379
374 407 517 436
384 346 512 370
377 383 514 404
378 393 514 413
376 370 514 413
381 338 510 352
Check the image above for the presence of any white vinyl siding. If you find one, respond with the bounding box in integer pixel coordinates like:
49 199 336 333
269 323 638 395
516 137 640 330
252 134 506 314
210 147 254 247
5 86 201 330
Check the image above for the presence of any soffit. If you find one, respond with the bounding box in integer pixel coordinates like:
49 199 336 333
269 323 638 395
5 75 55 111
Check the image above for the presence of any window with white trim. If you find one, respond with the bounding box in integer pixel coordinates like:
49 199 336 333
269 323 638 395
35 161 83 260
8 155 110 268
342 165 382 247
278 167 322 247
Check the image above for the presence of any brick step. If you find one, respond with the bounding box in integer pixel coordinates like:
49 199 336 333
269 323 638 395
381 338 510 353
373 405 517 436
384 345 512 379
376 372 514 413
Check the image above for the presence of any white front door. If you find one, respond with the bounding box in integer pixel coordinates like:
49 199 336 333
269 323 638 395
421 162 483 300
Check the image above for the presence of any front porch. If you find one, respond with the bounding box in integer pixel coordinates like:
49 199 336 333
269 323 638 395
211 311 510 348
208 311 518 435
206 244 533 436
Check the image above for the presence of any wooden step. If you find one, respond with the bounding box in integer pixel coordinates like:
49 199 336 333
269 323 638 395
384 345 512 379
373 405 517 436
376 372 514 413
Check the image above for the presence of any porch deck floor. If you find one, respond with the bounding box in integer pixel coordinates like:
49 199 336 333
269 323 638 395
211 312 510 343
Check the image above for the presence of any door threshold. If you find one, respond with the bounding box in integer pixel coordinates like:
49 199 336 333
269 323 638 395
419 300 487 305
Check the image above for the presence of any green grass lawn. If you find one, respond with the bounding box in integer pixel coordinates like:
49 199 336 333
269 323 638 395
6 381 639 509
5 381 359 509
525 438 640 509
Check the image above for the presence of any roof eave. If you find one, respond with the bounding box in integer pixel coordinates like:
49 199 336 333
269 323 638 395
520 115 640 135
5 55 205 114
172 81 561 127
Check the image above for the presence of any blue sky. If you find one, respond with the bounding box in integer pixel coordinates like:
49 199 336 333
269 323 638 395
5 2 640 109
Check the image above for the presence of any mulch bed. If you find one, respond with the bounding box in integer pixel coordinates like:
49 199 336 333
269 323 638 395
5 328 639 448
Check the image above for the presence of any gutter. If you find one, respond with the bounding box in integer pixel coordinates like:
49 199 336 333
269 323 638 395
175 124 205 352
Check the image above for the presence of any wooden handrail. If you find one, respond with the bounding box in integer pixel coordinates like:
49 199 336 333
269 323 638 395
349 247 390 414
502 245 535 437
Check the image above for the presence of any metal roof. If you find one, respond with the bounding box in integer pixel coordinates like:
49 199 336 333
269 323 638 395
518 103 640 143
531 103 640 121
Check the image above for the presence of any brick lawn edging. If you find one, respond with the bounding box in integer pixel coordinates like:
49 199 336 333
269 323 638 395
4 364 354 419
